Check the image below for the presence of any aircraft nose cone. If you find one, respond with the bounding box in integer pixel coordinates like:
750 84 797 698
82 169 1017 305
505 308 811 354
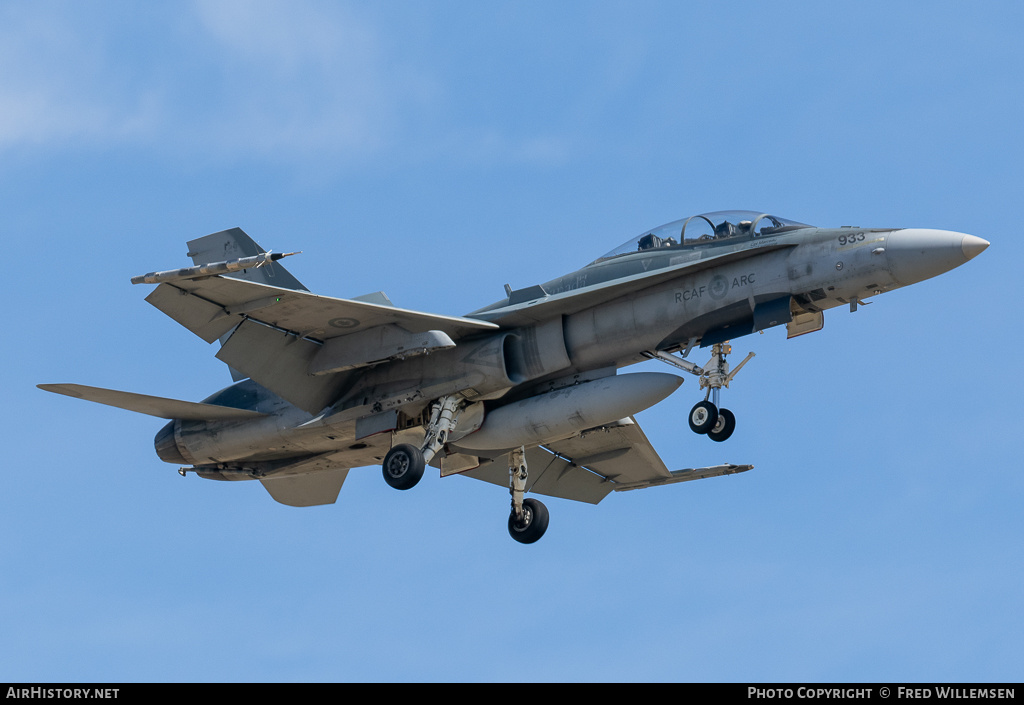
961 234 990 260
885 228 986 286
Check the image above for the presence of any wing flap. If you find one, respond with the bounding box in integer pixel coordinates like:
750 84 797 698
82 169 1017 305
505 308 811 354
541 417 672 485
459 417 667 504
460 449 614 505
523 446 614 504
458 417 751 503
145 274 500 411
146 283 238 344
215 319 352 414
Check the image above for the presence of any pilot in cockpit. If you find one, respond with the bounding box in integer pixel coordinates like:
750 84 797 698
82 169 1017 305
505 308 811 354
637 233 678 251
637 233 662 251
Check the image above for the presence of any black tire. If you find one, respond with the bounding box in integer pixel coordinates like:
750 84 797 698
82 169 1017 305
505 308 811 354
382 444 425 490
508 498 549 544
707 407 736 442
688 401 719 434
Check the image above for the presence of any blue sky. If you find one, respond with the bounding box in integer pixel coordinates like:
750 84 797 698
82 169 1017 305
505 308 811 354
3 0 1022 682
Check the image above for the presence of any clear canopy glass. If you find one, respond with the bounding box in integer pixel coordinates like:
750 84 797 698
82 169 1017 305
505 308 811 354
593 210 814 263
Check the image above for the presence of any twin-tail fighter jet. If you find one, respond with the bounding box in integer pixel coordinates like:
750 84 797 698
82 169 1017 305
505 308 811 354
39 211 988 543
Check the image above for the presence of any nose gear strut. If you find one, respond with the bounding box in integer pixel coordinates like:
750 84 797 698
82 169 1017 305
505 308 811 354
644 342 754 442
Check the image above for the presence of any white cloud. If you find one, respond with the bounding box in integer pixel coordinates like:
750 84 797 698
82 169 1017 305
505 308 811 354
0 2 418 163
193 0 378 75
0 6 158 149
0 2 575 169
188 0 404 158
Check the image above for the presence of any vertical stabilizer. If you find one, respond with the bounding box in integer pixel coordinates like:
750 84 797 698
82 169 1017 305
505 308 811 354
186 227 308 292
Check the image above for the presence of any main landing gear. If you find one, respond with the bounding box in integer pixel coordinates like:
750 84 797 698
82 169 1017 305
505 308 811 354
380 399 550 543
382 443 425 490
381 395 461 491
646 342 754 443
507 446 548 544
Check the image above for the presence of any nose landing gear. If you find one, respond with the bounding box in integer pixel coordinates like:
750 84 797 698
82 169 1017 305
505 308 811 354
688 400 719 434
707 407 736 442
646 342 753 443
687 399 736 442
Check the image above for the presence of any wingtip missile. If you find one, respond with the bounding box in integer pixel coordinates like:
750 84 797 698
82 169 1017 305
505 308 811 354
130 251 301 285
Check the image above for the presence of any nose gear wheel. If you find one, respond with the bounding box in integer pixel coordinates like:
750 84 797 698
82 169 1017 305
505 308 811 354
645 342 753 442
688 401 719 434
708 407 736 442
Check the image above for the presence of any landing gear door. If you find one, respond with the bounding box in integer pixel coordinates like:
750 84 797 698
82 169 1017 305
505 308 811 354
787 310 825 338
753 296 793 332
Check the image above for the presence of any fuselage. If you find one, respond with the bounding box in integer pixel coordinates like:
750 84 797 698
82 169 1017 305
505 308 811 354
156 211 988 473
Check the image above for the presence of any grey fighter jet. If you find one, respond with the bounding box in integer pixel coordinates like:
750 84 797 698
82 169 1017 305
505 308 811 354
39 210 988 543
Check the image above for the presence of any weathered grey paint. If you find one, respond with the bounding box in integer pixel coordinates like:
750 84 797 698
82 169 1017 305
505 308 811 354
39 213 989 510
151 222 989 473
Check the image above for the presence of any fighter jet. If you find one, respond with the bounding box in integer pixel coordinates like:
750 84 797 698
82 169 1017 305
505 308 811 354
39 210 988 543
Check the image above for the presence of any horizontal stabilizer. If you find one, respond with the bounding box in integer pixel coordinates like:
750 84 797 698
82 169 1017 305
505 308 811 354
37 383 267 421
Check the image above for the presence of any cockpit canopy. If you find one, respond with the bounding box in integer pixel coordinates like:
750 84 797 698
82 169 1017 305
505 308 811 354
592 210 814 264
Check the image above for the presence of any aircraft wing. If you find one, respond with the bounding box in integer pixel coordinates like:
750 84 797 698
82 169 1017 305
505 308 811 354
460 417 752 504
143 275 500 414
145 275 499 346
